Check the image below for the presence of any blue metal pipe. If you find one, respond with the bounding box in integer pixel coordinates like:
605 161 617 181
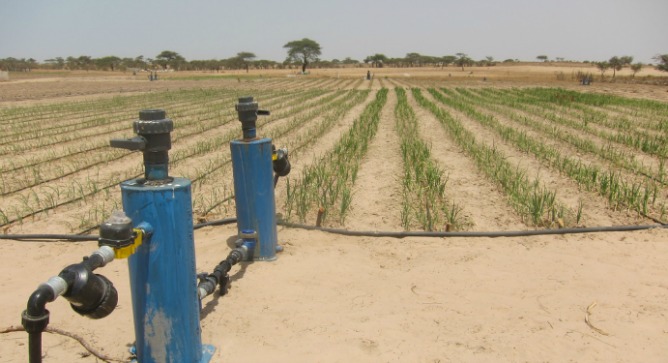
121 177 214 363
230 138 278 261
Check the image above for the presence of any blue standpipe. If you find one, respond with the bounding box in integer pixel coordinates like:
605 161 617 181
111 109 214 363
231 97 279 261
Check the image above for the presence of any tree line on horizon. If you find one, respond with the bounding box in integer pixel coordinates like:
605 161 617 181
0 52 504 73
1 37 666 75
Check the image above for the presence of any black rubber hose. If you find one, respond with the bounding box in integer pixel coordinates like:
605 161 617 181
276 221 666 238
29 332 42 363
0 234 97 241
193 217 238 230
1 219 665 242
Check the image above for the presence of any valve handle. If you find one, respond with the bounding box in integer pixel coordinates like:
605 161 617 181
110 136 146 151
257 110 270 116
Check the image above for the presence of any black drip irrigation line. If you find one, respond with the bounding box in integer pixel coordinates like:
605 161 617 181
0 234 98 242
277 221 667 238
0 218 665 242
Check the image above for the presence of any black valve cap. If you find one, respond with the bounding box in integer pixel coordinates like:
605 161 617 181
99 211 134 248
139 109 166 121
134 109 173 136
69 274 118 319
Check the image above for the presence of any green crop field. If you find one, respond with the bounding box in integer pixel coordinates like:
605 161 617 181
1 77 666 235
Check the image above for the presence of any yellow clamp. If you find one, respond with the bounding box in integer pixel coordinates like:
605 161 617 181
113 228 144 259
272 151 278 161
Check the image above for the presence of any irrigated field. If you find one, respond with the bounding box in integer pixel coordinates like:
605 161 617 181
1 76 666 235
1 72 667 363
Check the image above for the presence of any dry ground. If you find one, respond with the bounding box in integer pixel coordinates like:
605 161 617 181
1 67 667 363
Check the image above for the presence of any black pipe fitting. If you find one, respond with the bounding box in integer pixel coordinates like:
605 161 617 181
98 211 134 249
24 285 55 319
110 109 173 182
59 263 118 319
198 248 246 300
21 247 116 363
22 283 54 361
272 145 291 177
235 97 269 140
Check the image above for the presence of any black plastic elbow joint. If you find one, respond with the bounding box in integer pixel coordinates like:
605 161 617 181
21 285 55 334
59 263 118 319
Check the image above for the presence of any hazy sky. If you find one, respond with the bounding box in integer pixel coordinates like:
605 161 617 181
2 0 666 64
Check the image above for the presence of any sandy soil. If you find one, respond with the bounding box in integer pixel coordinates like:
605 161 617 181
1 69 668 363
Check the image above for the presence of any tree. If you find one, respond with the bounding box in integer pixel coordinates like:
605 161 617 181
77 56 93 71
608 56 623 78
608 56 633 78
654 54 668 72
96 56 121 71
234 52 256 73
630 63 643 78
342 57 359 65
484 56 496 66
620 56 633 66
405 52 422 67
536 55 548 62
364 54 388 68
155 50 185 70
283 38 321 73
596 61 610 79
441 55 457 68
455 53 473 71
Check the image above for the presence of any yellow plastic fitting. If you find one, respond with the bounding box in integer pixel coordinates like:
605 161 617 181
113 228 144 259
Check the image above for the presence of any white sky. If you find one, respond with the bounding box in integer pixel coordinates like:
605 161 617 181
2 0 666 63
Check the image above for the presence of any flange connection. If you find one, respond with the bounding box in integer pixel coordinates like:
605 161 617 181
235 97 269 140
110 109 174 183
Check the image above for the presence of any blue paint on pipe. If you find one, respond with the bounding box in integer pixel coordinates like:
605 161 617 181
230 138 278 261
121 177 213 363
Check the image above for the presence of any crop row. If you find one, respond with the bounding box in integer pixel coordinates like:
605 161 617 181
394 88 466 230
431 88 664 222
459 88 667 185
0 87 369 232
473 88 668 158
413 89 567 226
285 89 388 224
0 88 317 194
191 89 371 217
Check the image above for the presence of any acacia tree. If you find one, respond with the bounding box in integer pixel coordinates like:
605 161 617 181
364 54 388 68
596 61 610 79
455 53 473 71
608 56 633 78
235 52 256 73
155 50 185 70
630 63 643 78
96 56 121 71
608 56 622 78
405 52 423 67
441 55 457 68
655 54 668 72
283 38 321 73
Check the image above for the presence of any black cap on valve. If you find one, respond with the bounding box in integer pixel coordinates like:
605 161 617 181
110 109 173 182
235 97 269 139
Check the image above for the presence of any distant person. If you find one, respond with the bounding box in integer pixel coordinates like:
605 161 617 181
366 70 371 80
